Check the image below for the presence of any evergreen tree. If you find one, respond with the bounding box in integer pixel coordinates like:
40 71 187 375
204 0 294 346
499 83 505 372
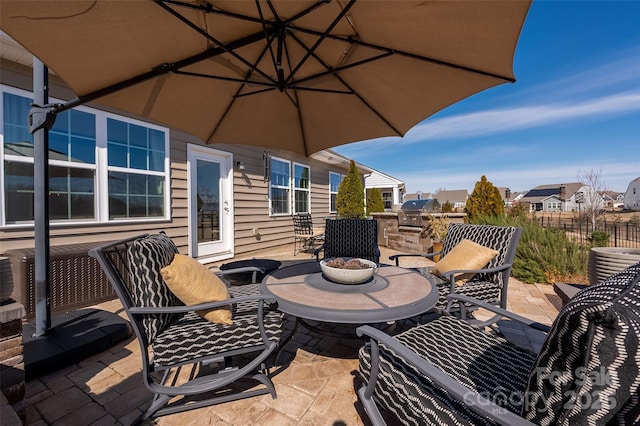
441 201 453 213
464 175 505 220
366 187 385 215
336 160 365 219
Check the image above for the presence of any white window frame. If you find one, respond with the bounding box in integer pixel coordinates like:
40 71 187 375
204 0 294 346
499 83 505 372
0 85 170 228
268 156 291 216
292 161 311 214
329 171 343 213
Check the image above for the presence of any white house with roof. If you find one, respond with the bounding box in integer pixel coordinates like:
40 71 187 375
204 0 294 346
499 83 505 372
520 182 603 213
624 177 640 211
364 170 406 211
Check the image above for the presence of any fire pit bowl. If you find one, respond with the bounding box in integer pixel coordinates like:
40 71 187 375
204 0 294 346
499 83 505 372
319 258 378 284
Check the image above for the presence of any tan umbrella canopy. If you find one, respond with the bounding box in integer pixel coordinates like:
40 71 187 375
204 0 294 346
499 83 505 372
1 0 531 157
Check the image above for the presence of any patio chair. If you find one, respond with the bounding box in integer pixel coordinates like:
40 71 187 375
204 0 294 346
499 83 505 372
390 223 522 315
314 218 380 263
88 233 284 423
357 262 640 425
293 213 324 255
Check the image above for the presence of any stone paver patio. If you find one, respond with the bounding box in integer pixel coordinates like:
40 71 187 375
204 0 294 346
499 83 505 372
16 245 560 425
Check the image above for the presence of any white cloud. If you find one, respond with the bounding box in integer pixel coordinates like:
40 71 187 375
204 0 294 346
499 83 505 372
398 162 639 194
407 91 640 141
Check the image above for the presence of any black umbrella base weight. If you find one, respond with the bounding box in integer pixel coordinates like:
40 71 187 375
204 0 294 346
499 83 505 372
23 308 132 381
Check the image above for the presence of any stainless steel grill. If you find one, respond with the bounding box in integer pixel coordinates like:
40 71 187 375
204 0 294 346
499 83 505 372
397 199 441 226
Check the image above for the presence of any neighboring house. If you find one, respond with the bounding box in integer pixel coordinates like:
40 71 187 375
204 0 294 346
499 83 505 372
402 191 434 201
600 191 623 209
520 182 602 213
497 187 516 207
0 43 389 264
435 189 468 210
364 170 405 211
624 177 640 211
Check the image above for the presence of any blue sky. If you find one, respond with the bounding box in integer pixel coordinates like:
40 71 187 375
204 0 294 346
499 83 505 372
333 0 640 195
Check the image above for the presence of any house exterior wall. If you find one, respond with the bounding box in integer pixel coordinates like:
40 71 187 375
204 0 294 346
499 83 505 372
0 59 349 261
624 178 640 211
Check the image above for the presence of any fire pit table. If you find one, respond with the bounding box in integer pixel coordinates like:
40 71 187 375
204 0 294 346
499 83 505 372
262 261 438 341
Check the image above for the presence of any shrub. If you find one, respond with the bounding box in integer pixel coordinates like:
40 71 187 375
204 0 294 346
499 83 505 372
441 201 453 213
464 175 505 220
336 160 365 219
366 187 385 215
469 213 585 284
588 230 610 247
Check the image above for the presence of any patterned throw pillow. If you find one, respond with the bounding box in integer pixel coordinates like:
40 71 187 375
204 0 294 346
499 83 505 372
161 254 232 325
432 239 498 284
127 233 181 342
523 262 640 425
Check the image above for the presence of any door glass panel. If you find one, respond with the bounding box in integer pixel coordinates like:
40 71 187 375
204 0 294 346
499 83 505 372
196 159 221 244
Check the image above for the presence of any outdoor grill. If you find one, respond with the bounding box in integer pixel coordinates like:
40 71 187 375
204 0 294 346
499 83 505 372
397 199 441 227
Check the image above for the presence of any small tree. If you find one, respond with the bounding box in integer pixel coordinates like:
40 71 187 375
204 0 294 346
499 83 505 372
577 167 607 229
441 201 453 213
366 187 385 215
465 175 505 220
336 160 365 219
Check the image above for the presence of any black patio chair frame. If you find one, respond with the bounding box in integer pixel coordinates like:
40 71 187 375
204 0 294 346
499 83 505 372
357 263 640 425
390 223 522 317
293 213 324 255
89 233 284 423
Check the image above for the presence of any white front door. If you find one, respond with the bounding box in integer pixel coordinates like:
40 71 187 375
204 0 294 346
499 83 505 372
187 145 234 261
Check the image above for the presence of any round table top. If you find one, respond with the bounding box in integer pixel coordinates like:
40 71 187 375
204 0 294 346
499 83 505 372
262 261 438 323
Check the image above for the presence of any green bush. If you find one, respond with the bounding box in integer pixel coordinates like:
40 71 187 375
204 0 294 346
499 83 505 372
441 201 453 213
469 213 585 284
336 160 365 219
464 176 505 220
366 187 385 215
588 230 610 247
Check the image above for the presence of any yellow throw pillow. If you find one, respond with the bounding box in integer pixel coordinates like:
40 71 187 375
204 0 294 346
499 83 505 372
161 254 232 325
432 239 499 285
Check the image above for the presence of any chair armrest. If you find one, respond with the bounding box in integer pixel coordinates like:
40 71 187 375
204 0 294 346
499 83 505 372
356 325 536 426
445 294 551 333
388 252 439 266
441 263 513 293
313 244 325 261
217 266 266 284
129 294 277 315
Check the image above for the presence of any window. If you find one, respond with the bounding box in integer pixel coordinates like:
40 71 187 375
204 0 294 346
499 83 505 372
293 163 310 214
269 157 290 215
329 172 342 212
1 86 169 226
381 190 393 210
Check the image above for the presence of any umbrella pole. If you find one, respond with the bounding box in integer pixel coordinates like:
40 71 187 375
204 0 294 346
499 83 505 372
31 58 53 336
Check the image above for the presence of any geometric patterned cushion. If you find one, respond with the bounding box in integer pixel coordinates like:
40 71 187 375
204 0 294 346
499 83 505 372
152 284 284 366
523 262 640 425
322 219 380 263
422 269 500 311
127 232 182 342
358 315 537 425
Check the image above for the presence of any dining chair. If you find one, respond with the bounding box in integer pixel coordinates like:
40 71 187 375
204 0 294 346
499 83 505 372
293 213 324 255
89 233 284 424
314 218 380 263
357 262 640 425
390 223 522 318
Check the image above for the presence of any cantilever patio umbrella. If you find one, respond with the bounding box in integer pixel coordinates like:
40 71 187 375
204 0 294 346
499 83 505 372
0 0 531 333
1 0 531 157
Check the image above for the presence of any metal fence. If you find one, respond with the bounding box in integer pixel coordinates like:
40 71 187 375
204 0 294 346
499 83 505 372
538 217 640 248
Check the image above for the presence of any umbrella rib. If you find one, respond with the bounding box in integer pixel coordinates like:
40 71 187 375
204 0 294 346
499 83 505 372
285 0 357 84
287 30 402 136
290 27 516 83
154 0 275 84
293 52 394 86
48 31 267 114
